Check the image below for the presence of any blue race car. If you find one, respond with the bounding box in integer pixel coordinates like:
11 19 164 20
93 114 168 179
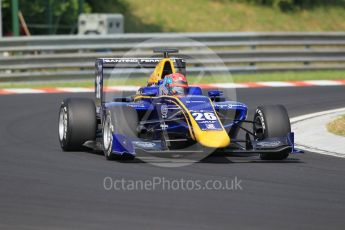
58 48 297 161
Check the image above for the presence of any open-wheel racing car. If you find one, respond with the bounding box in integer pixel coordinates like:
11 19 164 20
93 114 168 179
58 48 298 161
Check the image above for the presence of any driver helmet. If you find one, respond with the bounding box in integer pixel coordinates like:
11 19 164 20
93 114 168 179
160 73 188 96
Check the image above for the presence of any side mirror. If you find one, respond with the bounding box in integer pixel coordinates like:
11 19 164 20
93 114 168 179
208 90 223 97
140 87 158 96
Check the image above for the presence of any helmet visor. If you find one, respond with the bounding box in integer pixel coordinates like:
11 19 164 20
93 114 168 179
171 86 188 95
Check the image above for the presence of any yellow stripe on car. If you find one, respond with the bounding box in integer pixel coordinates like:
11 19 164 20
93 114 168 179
167 96 230 148
134 95 230 148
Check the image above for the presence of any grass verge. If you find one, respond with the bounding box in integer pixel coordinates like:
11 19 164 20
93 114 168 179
121 0 345 32
327 115 345 137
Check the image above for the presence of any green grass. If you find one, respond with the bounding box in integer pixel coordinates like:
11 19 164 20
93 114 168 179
1 70 344 89
327 115 345 137
230 70 345 83
120 0 345 32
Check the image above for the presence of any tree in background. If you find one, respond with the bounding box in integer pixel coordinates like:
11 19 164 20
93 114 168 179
2 0 90 35
1 0 344 35
1 0 163 35
84 0 127 13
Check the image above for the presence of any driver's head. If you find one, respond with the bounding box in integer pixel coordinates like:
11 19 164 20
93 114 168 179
161 73 188 96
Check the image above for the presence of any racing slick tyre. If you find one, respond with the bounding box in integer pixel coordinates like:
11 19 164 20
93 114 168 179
58 98 96 151
253 105 291 160
103 106 138 160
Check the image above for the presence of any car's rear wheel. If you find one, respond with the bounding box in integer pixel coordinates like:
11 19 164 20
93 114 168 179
58 98 96 151
103 106 138 160
253 105 291 160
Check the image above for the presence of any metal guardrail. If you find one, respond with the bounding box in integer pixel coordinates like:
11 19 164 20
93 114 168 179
0 32 344 82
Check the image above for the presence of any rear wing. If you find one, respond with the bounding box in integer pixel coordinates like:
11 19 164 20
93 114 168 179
97 57 185 68
95 57 185 113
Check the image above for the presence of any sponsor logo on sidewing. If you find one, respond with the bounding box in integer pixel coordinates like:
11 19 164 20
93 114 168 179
133 141 156 148
257 141 282 148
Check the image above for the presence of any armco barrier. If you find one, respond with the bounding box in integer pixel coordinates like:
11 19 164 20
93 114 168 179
0 32 344 82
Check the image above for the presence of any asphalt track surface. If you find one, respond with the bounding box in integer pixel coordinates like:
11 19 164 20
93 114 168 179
1 86 345 230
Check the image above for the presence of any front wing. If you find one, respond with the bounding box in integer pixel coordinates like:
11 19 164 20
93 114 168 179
107 132 300 157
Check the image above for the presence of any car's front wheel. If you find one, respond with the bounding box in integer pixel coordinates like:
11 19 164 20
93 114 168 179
253 105 291 160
